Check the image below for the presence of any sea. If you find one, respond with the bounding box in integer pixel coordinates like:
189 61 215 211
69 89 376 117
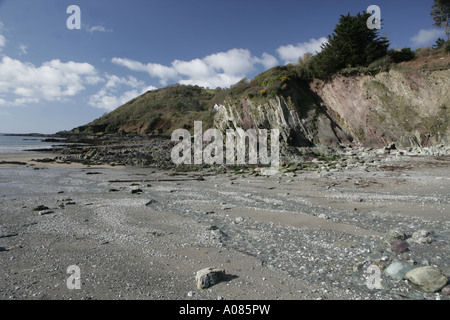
0 133 66 154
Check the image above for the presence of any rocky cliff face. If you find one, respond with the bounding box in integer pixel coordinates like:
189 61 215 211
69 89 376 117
214 67 450 150
312 68 450 148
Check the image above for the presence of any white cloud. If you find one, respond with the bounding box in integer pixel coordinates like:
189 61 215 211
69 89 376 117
18 44 28 55
411 28 445 47
0 21 6 51
112 49 278 89
276 37 328 65
88 74 157 111
0 56 99 105
111 58 178 86
257 52 279 69
84 25 113 33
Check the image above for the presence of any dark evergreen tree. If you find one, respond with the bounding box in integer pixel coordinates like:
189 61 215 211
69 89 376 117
310 12 389 79
431 0 450 41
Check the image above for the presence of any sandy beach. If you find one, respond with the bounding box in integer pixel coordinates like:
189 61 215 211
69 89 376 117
0 151 449 300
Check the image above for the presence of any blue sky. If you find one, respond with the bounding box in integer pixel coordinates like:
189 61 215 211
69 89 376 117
0 0 445 133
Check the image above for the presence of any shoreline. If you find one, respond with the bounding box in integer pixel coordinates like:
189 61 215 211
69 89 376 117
0 151 124 170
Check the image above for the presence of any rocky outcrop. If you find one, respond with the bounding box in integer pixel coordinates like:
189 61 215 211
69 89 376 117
214 89 352 149
214 68 450 150
311 68 450 148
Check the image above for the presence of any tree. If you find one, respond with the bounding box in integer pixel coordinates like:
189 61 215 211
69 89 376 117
310 12 389 79
433 37 446 49
390 48 415 63
432 0 450 41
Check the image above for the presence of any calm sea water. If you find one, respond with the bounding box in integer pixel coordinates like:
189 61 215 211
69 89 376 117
0 134 65 153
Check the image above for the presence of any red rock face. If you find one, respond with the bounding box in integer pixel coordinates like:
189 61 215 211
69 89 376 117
310 69 450 148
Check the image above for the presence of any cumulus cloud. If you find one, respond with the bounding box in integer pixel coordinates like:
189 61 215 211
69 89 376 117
0 56 100 105
111 58 179 86
88 74 157 111
112 48 278 89
411 28 445 47
276 37 328 65
0 20 150 111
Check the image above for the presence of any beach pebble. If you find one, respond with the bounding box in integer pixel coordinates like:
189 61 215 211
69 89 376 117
187 291 195 297
442 285 450 295
408 230 433 244
384 228 407 244
145 200 155 206
384 260 415 280
33 205 49 211
39 210 54 216
392 239 409 254
195 268 226 290
235 217 245 223
318 214 329 220
405 266 448 293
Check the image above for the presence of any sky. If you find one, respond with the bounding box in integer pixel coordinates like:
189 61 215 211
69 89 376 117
0 0 446 134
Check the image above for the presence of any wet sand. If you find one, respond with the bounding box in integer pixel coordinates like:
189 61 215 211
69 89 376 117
0 151 449 300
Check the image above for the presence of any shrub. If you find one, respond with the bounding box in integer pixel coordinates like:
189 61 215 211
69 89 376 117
433 38 446 50
415 46 434 58
390 48 415 63
368 55 393 70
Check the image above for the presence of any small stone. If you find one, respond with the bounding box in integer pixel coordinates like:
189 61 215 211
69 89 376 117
384 228 407 244
384 260 415 280
318 214 329 220
405 266 448 293
235 217 245 223
145 200 155 206
195 268 226 290
442 285 450 295
0 233 18 239
421 259 430 266
39 210 54 216
33 205 49 212
408 230 433 244
392 239 409 254
353 261 368 272
187 291 195 297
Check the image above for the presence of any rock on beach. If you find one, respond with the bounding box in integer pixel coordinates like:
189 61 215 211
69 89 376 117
405 266 448 293
195 268 226 290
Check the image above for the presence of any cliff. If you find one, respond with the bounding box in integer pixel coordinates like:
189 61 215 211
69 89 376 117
73 53 450 152
214 55 450 150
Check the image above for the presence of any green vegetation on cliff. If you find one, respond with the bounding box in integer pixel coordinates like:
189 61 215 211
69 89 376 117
73 84 225 135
